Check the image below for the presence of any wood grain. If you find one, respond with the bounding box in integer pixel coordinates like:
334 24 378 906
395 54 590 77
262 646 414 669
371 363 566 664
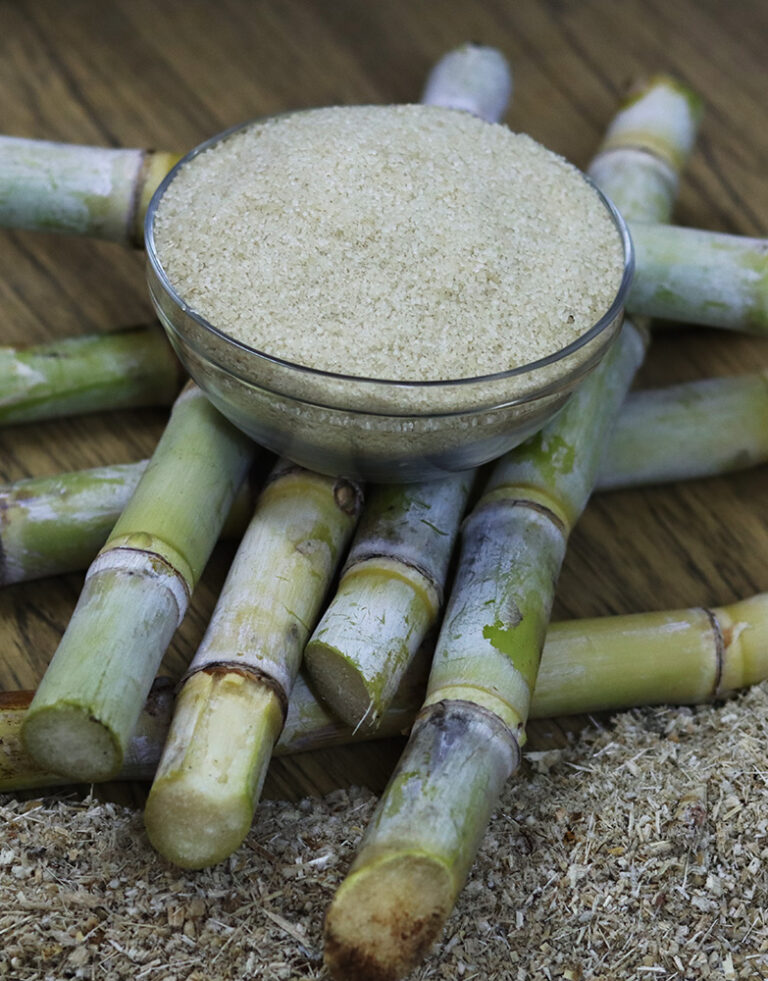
0 0 766 804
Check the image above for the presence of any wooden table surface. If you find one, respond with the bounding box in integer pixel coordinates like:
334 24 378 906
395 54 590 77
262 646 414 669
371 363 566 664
0 0 767 807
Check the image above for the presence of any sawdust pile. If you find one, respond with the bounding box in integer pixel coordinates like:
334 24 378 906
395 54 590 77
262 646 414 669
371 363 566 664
2 684 768 980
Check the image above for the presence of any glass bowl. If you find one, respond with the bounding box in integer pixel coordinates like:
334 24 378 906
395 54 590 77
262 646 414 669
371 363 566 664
145 120 634 483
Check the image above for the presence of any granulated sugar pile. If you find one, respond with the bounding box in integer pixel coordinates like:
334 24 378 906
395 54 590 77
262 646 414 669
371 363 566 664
153 104 624 381
3 685 767 980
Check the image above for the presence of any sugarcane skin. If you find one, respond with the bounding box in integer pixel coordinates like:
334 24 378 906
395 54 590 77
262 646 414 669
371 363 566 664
107 387 255 593
0 326 182 425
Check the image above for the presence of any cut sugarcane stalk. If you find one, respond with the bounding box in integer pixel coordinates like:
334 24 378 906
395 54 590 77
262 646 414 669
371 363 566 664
0 454 267 586
0 680 177 792
324 75 703 981
0 325 183 425
5 591 768 792
143 460 362 869
628 223 768 333
3 367 765 584
302 44 510 733
598 372 768 490
0 461 149 585
0 456 265 586
304 473 474 731
0 137 179 245
20 384 257 782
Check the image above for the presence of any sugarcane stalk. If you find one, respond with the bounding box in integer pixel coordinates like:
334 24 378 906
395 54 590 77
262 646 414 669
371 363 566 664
0 325 183 425
628 223 768 333
598 371 768 490
302 45 510 733
5 591 768 793
324 75 703 981
420 42 512 120
20 384 257 782
0 461 149 585
0 137 179 246
0 455 265 586
304 473 474 731
143 461 362 869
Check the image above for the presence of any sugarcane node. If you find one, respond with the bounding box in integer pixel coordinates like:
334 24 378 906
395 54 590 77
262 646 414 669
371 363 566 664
333 477 364 516
341 549 443 598
469 493 569 539
98 545 192 613
702 606 726 696
185 662 291 719
413 698 522 762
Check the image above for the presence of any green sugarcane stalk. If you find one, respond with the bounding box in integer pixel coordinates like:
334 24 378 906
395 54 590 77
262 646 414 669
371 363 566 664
20 384 257 782
628 223 768 333
0 456 266 586
4 591 768 793
0 137 179 246
143 461 362 869
324 75 703 981
0 325 183 425
304 474 474 731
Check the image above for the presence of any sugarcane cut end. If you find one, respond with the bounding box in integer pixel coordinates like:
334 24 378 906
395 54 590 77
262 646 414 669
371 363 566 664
304 638 386 732
21 702 122 782
144 772 254 870
324 849 453 981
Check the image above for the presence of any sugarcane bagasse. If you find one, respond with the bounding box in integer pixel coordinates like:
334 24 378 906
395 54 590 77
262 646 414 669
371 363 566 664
152 104 624 389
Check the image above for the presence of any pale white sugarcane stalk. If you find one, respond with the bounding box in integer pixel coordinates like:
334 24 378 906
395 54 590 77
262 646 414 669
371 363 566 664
598 372 768 490
6 591 768 792
21 385 257 782
0 137 179 245
303 44 511 733
628 222 768 333
589 75 701 224
324 75 703 981
143 461 362 869
420 42 512 120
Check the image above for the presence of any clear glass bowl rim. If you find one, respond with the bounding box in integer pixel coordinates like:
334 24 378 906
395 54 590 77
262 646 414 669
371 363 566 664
144 108 635 397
